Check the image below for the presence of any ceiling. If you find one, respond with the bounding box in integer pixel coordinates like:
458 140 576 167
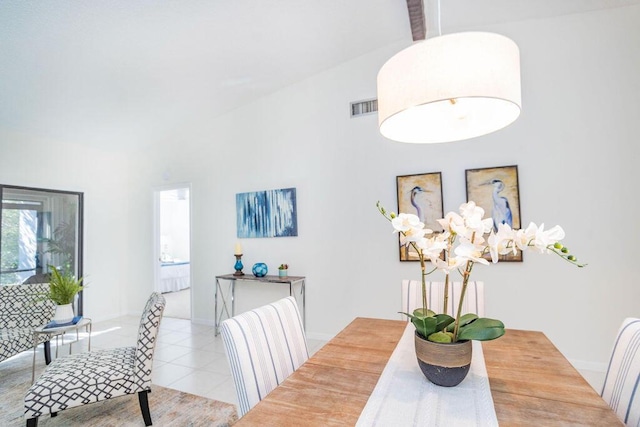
1 0 638 151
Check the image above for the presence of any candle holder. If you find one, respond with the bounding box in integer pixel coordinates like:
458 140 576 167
233 254 244 276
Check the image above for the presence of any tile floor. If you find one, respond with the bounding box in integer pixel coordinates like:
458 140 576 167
30 314 327 414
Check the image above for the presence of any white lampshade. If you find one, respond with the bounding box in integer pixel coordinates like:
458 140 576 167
377 32 521 144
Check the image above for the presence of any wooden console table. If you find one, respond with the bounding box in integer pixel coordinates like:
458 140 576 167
214 274 306 335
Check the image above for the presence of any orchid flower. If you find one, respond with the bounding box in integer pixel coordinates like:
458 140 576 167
454 239 490 266
488 223 518 263
534 224 565 253
377 199 583 345
391 213 424 233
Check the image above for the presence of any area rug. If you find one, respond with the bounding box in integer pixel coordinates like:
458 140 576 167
1 355 238 427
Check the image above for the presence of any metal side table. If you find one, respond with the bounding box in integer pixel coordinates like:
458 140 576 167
214 274 305 336
32 317 92 382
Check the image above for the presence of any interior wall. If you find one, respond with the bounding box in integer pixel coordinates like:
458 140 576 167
141 5 640 368
0 129 140 321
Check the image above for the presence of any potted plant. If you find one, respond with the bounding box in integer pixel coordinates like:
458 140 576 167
377 201 583 386
278 264 289 278
47 265 84 323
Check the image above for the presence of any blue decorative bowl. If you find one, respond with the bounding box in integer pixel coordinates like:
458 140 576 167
252 262 268 277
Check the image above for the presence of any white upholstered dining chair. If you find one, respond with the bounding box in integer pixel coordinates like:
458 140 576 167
401 279 485 318
220 296 309 417
601 317 640 426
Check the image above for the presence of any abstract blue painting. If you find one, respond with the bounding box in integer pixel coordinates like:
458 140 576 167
236 188 298 238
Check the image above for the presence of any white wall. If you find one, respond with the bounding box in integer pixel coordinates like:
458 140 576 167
140 5 640 369
0 129 145 321
1 5 638 371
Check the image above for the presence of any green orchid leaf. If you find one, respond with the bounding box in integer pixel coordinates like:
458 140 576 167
411 315 437 339
428 331 452 343
433 314 455 331
412 308 436 318
446 313 478 332
457 317 505 341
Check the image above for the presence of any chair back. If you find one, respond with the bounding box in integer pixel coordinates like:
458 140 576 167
221 296 309 417
0 283 55 330
401 279 485 319
601 317 640 426
134 292 166 389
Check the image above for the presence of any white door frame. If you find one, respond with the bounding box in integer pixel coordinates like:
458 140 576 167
153 183 193 319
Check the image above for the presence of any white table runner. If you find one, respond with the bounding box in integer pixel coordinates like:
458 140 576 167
356 323 498 427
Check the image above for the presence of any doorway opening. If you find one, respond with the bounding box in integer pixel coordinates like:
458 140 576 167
154 185 191 320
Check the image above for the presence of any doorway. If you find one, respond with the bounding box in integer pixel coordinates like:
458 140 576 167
154 185 191 320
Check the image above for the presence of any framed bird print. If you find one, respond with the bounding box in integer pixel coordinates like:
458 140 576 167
396 172 444 262
465 165 522 262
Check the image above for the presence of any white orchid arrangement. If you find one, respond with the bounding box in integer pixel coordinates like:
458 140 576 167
377 200 584 343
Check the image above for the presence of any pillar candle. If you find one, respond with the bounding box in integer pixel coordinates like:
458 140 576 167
234 242 242 255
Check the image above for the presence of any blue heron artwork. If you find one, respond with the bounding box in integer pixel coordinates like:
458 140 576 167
465 165 521 261
486 179 513 232
236 188 298 238
396 172 444 261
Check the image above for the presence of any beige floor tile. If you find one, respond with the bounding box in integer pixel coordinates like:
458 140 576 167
157 330 195 345
173 332 218 349
167 369 229 396
151 362 194 387
204 377 239 407
153 343 193 362
170 349 221 370
199 338 228 355
202 352 231 375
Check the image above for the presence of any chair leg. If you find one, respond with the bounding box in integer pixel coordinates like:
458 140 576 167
26 417 38 427
138 390 152 426
44 341 51 365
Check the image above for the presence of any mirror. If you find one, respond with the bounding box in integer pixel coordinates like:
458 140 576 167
0 185 84 314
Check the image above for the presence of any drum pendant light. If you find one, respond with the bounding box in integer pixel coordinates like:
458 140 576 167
377 23 521 143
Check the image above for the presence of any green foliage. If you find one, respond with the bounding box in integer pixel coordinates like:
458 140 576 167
428 331 453 343
446 313 478 332
402 310 504 342
457 318 505 341
45 214 77 272
47 265 84 305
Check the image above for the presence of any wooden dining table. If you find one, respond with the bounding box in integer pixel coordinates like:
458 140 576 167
234 317 622 426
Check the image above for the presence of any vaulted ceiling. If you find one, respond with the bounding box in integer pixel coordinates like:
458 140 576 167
1 0 638 150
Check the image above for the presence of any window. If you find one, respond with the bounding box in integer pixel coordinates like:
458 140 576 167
0 185 84 314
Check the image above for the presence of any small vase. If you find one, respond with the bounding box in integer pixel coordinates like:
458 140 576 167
252 262 268 277
278 269 288 278
414 331 472 387
53 303 74 323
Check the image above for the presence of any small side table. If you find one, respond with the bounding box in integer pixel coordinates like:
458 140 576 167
32 318 92 383
214 274 306 336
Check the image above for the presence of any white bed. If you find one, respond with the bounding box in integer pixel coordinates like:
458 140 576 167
160 261 191 293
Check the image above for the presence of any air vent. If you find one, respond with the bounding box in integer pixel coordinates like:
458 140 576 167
350 98 378 118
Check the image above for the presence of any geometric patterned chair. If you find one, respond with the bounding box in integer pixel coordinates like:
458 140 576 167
24 292 166 427
601 317 640 426
1 283 55 364
220 296 308 418
401 279 485 319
